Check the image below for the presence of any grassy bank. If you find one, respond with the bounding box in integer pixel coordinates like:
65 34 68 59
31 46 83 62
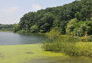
43 28 92 57
0 44 65 63
43 33 92 56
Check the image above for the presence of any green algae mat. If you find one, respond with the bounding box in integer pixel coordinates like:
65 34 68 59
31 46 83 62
0 44 92 63
0 44 64 63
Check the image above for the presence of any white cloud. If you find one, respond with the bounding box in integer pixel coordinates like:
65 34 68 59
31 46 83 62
0 7 19 24
1 7 19 14
31 4 43 11
7 7 19 13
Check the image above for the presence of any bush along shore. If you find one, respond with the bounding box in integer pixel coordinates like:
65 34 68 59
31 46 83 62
43 28 92 57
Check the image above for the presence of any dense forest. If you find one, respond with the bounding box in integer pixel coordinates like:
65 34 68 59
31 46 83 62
15 0 92 36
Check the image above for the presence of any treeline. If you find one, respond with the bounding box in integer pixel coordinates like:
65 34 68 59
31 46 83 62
0 24 14 31
15 0 92 36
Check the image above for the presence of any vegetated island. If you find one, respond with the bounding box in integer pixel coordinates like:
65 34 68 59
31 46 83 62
0 0 92 63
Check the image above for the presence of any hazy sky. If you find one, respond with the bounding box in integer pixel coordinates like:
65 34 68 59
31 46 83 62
0 0 75 24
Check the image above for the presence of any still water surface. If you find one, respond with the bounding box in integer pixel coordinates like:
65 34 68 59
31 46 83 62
0 32 46 45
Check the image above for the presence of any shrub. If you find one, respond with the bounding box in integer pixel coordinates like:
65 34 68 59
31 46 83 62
43 35 92 57
43 35 80 52
46 28 60 39
81 35 92 42
66 18 78 35
73 42 92 56
59 42 92 56
30 25 39 33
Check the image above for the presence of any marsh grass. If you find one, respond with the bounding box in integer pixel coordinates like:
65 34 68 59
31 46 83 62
43 29 92 56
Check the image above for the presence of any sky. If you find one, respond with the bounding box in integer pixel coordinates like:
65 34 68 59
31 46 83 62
0 0 75 24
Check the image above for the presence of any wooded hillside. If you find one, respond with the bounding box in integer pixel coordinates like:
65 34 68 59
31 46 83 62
15 0 92 36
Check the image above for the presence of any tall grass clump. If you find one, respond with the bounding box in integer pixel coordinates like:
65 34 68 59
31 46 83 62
43 28 61 51
43 35 80 52
74 42 92 56
81 35 92 42
43 28 79 52
43 29 92 56
45 27 60 39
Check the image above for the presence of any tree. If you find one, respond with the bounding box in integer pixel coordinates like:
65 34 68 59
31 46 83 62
66 18 78 35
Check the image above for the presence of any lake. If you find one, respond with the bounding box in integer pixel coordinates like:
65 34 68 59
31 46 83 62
0 32 46 45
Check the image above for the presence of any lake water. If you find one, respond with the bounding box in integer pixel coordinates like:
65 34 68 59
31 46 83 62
0 32 46 45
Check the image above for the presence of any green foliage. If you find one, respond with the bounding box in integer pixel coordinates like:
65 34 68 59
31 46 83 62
66 42 92 56
66 18 78 35
81 36 92 42
13 24 21 32
30 25 39 33
46 28 60 39
39 13 54 32
43 35 92 56
74 21 92 36
43 35 80 52
75 12 83 20
0 24 14 31
15 0 92 34
66 20 92 36
59 42 92 56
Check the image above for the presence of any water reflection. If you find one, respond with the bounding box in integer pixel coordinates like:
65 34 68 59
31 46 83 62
0 32 46 45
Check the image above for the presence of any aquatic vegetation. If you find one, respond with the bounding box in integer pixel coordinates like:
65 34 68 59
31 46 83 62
43 34 92 56
0 44 64 63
